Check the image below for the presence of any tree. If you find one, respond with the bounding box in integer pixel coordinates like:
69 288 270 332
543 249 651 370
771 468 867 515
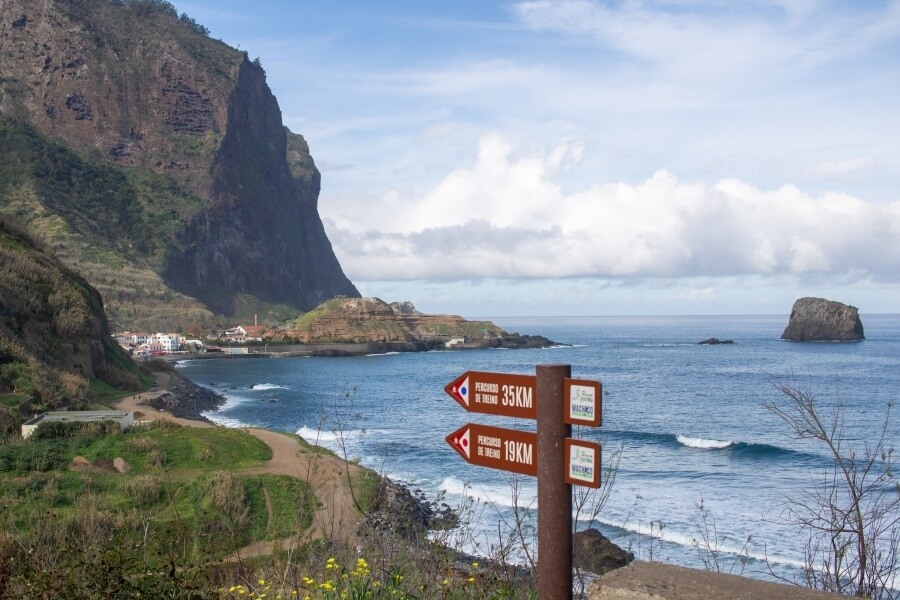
766 382 900 598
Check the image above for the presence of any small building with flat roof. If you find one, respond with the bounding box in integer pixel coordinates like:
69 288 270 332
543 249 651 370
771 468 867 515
21 410 134 439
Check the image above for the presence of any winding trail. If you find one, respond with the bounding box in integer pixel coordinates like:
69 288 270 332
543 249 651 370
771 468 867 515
115 372 364 556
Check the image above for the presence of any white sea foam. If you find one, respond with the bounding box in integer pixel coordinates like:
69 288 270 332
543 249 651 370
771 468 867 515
677 434 733 449
201 413 247 428
295 426 363 444
607 518 805 568
250 383 288 390
366 351 401 357
437 476 537 509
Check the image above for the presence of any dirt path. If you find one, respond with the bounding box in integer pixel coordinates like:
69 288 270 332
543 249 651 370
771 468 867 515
115 372 364 555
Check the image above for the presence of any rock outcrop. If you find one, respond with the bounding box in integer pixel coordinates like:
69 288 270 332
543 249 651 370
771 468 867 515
273 297 560 349
573 528 634 576
148 374 225 422
781 297 865 342
698 338 734 345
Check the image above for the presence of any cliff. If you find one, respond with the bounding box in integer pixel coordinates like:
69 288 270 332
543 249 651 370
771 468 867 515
781 297 865 342
0 0 358 331
0 215 141 422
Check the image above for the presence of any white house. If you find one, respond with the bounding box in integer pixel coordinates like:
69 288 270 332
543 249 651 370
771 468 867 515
151 333 182 352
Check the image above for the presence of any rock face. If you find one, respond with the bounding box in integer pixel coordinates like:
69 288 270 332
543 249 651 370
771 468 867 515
781 297 864 342
0 0 359 328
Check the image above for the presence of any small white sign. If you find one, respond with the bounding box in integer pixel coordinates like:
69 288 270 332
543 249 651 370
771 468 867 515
568 443 597 483
569 384 596 422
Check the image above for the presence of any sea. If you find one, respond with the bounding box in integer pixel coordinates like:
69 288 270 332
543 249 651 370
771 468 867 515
175 314 900 583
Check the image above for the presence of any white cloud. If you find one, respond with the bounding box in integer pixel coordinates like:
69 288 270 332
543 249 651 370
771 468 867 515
324 133 900 283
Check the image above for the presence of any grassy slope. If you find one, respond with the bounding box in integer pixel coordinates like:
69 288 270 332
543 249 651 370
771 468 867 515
0 422 315 561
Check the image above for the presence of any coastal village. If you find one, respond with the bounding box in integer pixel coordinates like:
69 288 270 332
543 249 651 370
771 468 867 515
113 317 266 357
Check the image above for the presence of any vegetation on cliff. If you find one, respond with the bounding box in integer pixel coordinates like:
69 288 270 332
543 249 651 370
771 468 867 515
0 216 146 428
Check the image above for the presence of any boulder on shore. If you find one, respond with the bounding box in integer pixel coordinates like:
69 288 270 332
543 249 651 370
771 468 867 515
573 528 634 576
781 297 865 342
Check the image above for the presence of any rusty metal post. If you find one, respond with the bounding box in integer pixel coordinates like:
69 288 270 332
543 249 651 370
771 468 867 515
536 364 572 600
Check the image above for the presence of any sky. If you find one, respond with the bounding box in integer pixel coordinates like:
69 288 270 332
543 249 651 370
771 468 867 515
173 1 900 317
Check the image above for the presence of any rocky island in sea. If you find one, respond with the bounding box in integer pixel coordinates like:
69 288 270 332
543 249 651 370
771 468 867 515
781 297 865 341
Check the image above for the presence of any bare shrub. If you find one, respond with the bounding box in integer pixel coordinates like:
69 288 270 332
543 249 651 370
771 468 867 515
125 436 159 453
125 475 162 508
206 471 250 534
147 448 166 468
766 382 900 599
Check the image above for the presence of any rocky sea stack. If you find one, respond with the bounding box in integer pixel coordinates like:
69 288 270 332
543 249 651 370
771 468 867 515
781 297 865 342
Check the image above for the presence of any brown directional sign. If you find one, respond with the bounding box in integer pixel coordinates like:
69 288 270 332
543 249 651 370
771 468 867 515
564 438 602 488
563 378 602 427
446 423 538 476
444 371 537 419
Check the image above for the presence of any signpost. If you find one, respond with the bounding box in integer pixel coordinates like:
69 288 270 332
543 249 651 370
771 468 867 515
446 423 537 476
444 371 537 419
444 364 604 600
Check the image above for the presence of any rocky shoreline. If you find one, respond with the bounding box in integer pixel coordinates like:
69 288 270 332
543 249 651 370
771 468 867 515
147 372 226 422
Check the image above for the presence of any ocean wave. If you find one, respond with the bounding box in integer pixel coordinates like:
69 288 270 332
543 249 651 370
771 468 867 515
366 351 401 357
677 435 733 450
606 429 818 462
250 383 288 390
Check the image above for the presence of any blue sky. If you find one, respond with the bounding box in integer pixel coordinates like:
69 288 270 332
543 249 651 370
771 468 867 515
174 1 900 316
